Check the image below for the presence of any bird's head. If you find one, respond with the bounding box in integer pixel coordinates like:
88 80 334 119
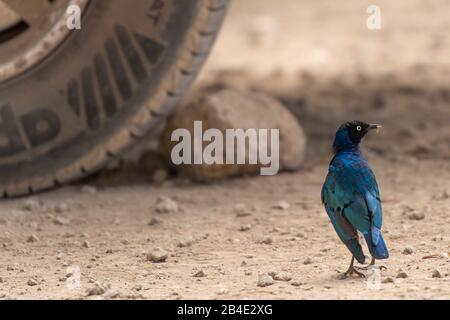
333 120 381 153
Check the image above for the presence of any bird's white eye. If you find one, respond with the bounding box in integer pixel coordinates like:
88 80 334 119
356 126 362 131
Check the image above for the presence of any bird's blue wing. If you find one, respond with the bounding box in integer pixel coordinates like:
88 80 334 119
348 164 388 258
324 155 388 259
335 160 382 231
321 171 366 264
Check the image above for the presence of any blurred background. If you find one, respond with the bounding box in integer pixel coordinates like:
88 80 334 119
196 0 450 163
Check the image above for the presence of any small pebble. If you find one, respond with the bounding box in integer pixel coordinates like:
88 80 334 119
236 212 252 218
439 252 449 259
177 238 194 248
303 258 313 265
403 247 414 255
27 279 38 287
21 199 43 211
433 191 449 200
132 285 143 292
239 224 252 232
155 196 178 214
54 203 69 214
257 274 274 287
234 204 252 217
382 277 395 284
432 269 442 278
396 271 408 279
216 288 229 295
103 289 121 299
291 281 303 287
148 217 162 226
273 200 290 210
26 234 39 243
53 217 70 226
408 212 425 221
260 236 273 245
193 270 206 278
273 272 292 282
233 203 246 213
147 248 168 263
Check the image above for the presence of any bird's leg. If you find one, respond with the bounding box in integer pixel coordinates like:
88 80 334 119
355 256 387 271
338 256 366 279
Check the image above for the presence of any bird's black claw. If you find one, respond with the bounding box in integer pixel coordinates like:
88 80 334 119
355 264 387 271
338 267 366 280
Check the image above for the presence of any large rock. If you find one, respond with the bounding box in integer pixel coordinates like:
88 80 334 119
160 89 306 181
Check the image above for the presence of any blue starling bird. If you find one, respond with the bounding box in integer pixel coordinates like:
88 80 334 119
321 121 389 278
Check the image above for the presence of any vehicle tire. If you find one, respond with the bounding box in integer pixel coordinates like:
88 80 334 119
0 0 228 197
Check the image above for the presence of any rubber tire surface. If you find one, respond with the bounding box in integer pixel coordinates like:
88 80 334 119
0 0 228 197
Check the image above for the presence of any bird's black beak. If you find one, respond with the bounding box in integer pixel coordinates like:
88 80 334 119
368 124 382 133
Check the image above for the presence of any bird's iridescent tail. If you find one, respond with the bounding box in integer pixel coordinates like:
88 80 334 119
364 227 389 260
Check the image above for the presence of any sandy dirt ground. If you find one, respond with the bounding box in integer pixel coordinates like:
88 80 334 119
0 0 450 300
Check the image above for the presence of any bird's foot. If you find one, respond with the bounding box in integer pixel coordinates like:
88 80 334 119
338 267 366 280
355 265 387 271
